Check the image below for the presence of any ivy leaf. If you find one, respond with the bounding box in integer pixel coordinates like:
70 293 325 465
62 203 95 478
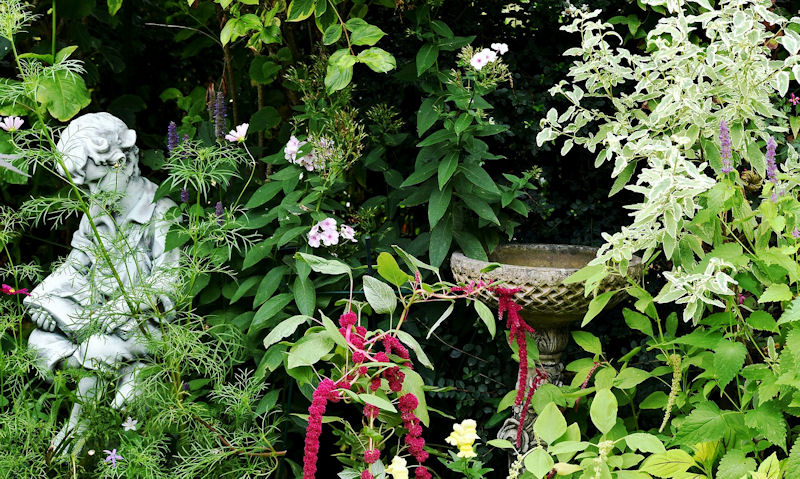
744 401 786 450
35 70 91 121
590 389 617 434
713 340 747 389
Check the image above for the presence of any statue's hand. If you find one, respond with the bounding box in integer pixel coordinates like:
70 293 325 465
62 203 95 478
32 309 57 332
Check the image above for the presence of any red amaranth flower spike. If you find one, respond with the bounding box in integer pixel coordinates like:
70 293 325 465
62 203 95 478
303 379 339 479
517 368 549 446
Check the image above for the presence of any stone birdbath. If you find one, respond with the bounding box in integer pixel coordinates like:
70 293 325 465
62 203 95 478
450 243 642 451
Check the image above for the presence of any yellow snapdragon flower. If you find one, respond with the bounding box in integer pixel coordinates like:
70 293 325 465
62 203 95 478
385 455 409 479
445 419 480 458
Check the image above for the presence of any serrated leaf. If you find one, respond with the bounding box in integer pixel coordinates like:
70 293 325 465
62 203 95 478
759 284 792 303
778 296 800 324
713 340 746 389
744 402 786 450
716 449 756 479
675 402 743 445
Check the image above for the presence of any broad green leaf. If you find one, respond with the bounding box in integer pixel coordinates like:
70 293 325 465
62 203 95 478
251 293 294 331
400 368 429 426
395 330 433 369
641 450 697 478
417 97 438 136
358 393 397 412
416 43 439 76
107 0 123 15
487 439 514 449
230 276 260 304
461 163 500 194
325 49 356 93
293 275 316 316
363 275 397 315
713 340 746 389
296 252 351 276
474 300 496 338
614 367 651 389
524 448 554 479
744 402 786 450
36 70 91 121
533 402 567 444
245 181 283 208
320 313 348 349
757 452 781 479
716 449 756 479
322 24 342 45
582 291 617 327
786 436 800 477
377 252 411 287
287 332 334 369
778 296 800 324
350 24 385 46
625 433 666 454
438 151 459 189
287 0 315 21
357 47 396 73
675 402 744 445
590 389 617 434
571 331 602 355
462 195 499 225
263 315 312 349
254 266 288 307
454 230 486 262
623 308 654 337
747 311 778 332
759 284 792 303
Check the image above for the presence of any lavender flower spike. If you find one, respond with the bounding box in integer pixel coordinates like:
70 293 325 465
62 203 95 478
167 121 178 152
214 92 227 139
719 120 733 173
180 188 189 203
766 136 778 184
215 201 224 225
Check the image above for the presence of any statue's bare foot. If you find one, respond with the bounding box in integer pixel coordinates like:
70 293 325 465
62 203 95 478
32 309 56 332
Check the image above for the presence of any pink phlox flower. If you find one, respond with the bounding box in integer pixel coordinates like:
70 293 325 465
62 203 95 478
284 135 305 161
340 224 356 242
0 116 24 132
491 42 509 55
103 449 123 467
308 230 322 248
2 284 30 296
225 123 248 143
319 217 338 232
321 229 339 246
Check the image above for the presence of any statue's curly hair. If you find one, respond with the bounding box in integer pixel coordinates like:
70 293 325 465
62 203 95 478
56 112 139 184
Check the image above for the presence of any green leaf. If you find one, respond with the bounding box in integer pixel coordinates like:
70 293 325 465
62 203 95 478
320 313 348 349
533 402 567 444
757 452 782 479
362 275 397 315
614 367 651 389
230 276 260 304
417 128 454 147
417 98 438 136
252 293 294 331
429 220 453 267
287 0 315 21
263 315 312 349
487 439 514 449
747 310 778 332
425 302 454 339
523 448 554 479
582 291 616 327
350 24 385 46
571 331 602 355
609 161 636 196
713 340 747 389
416 43 439 76
716 449 756 479
35 70 91 121
590 389 617 434
474 300 496 338
107 0 123 15
377 252 411 287
759 284 792 303
461 163 500 194
623 308 654 337
787 436 800 477
625 433 666 454
454 230 486 262
254 266 288 307
325 49 356 93
245 181 283 209
249 106 281 131
395 330 433 369
428 184 451 227
293 275 316 316
296 252 351 276
287 332 334 369
437 151 458 189
744 401 786 450
400 368 429 426
322 24 342 45
640 450 697 478
778 296 800 324
358 393 397 412
675 402 743 445
462 195 499 225
357 47 396 73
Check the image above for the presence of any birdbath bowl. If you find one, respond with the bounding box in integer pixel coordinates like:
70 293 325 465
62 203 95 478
450 244 642 383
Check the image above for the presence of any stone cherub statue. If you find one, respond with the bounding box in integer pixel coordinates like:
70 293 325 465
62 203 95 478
23 112 179 454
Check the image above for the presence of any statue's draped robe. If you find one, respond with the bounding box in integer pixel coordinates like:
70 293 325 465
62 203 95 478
25 177 178 371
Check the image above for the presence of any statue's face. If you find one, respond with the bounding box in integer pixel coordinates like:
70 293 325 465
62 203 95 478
84 153 131 194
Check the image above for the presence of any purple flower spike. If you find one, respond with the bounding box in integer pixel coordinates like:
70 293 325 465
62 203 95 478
719 120 733 173
215 201 224 225
766 136 778 184
214 92 227 139
182 134 189 144
167 121 178 152
793 227 800 239
180 188 189 203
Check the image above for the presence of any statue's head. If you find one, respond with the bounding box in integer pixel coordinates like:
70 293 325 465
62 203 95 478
56 113 139 190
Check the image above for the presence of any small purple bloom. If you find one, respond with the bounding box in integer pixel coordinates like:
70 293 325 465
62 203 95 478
790 93 800 106
180 188 189 203
766 136 778 184
182 134 189 144
167 121 178 152
215 201 224 225
103 449 123 467
793 227 800 239
214 92 227 139
736 292 748 305
719 120 733 173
